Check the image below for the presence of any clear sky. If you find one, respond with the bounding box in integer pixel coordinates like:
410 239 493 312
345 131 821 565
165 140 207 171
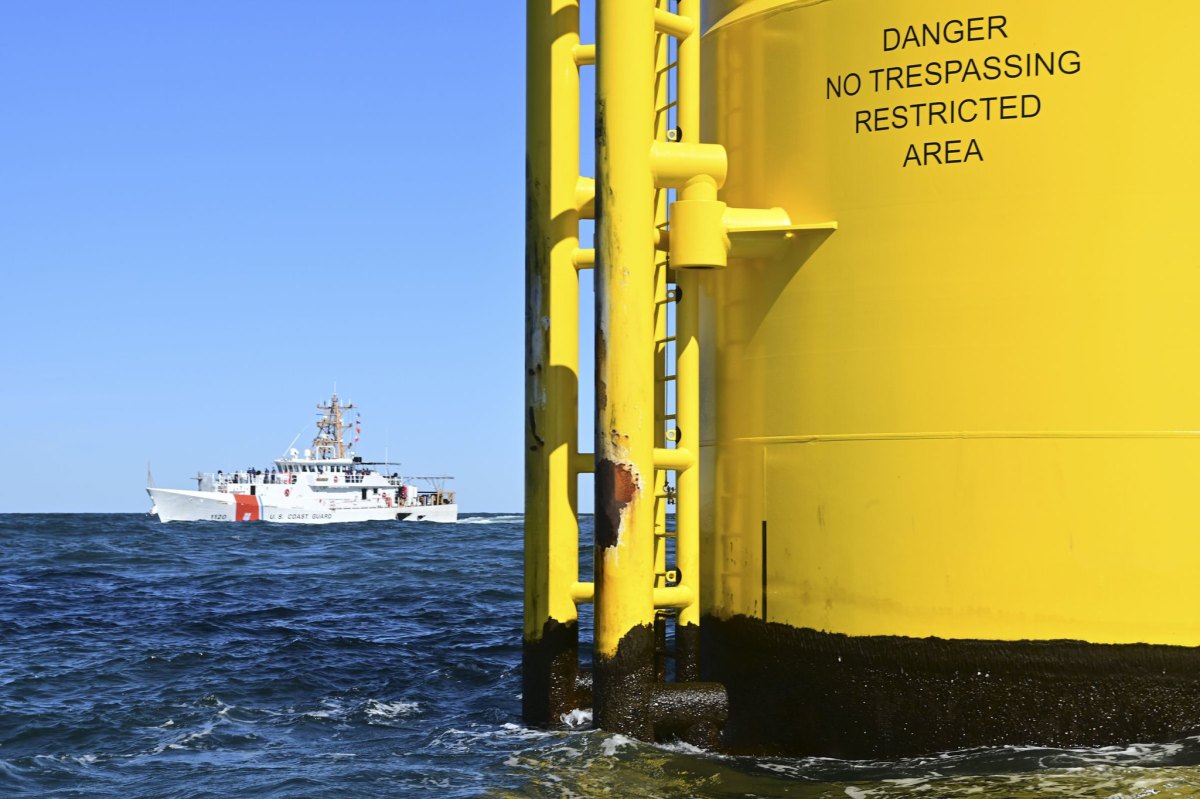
0 3 586 513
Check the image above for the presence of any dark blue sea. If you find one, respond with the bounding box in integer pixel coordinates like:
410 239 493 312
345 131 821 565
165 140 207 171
5 514 1200 798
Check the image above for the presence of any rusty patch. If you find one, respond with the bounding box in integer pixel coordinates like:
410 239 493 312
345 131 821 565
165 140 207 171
595 458 638 550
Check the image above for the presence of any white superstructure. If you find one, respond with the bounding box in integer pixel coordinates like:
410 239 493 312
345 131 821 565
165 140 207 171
148 394 457 523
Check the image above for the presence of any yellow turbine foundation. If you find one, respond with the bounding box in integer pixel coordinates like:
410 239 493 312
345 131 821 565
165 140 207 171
694 0 1200 756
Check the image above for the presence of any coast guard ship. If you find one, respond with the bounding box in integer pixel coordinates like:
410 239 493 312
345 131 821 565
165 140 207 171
148 394 456 523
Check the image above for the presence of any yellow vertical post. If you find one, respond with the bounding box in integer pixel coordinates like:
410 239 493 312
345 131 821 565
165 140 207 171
594 0 658 738
672 0 702 681
524 0 583 727
652 0 671 683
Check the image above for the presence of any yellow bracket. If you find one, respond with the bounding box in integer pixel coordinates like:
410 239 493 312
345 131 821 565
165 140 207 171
670 201 839 268
728 220 840 260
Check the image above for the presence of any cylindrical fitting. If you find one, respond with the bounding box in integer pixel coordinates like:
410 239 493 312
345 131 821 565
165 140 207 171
670 199 729 269
650 141 728 189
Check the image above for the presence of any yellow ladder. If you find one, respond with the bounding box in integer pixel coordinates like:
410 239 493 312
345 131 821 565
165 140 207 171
527 0 808 742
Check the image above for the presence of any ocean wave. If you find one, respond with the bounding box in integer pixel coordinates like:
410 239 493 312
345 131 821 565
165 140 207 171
300 699 349 723
364 699 420 722
11 513 1200 799
432 723 557 755
456 514 524 525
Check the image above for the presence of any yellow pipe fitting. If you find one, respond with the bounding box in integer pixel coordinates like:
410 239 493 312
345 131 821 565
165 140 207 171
573 43 595 67
570 450 595 474
653 446 696 471
649 141 727 189
576 176 595 219
653 8 695 39
653 584 694 609
669 198 729 269
654 227 670 252
681 174 718 202
571 581 595 604
572 248 595 271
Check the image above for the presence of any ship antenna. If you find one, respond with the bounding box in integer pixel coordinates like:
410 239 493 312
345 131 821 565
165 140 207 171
314 391 356 460
282 424 307 458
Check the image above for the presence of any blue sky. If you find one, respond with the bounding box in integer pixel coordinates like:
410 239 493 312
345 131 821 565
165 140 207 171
0 3 597 513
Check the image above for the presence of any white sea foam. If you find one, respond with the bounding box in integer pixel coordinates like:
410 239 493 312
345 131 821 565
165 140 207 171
151 719 221 754
882 777 928 787
456 515 524 525
560 708 592 728
599 734 634 757
364 699 419 720
432 723 555 754
303 699 349 721
31 753 102 767
653 739 707 756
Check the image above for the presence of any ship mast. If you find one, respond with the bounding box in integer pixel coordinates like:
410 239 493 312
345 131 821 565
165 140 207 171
313 393 355 459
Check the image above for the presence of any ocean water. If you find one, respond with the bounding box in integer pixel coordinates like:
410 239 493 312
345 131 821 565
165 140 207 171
4 513 1200 798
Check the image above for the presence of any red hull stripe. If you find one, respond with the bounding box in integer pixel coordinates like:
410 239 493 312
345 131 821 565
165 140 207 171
234 494 261 522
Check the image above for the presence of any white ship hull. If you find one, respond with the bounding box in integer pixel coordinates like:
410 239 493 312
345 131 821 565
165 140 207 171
148 487 458 524
149 394 457 524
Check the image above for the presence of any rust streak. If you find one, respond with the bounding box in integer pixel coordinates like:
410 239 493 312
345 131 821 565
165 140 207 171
595 458 638 550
